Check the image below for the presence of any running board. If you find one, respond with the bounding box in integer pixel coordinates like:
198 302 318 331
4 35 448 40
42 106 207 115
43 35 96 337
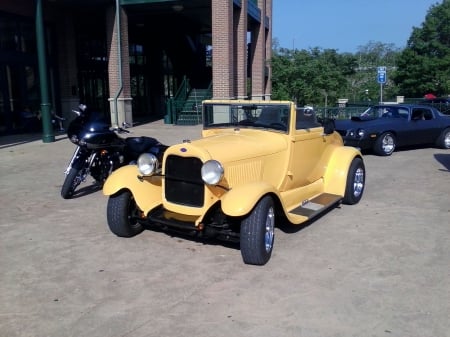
288 193 342 220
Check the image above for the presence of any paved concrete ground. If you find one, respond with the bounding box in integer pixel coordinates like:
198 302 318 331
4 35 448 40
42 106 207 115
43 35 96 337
1 120 449 337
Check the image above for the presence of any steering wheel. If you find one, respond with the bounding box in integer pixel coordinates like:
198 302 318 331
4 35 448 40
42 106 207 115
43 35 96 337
270 122 287 130
239 119 254 126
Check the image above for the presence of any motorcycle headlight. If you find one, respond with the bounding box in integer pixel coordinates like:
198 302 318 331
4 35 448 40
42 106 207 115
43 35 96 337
357 128 365 138
201 160 224 185
138 153 159 176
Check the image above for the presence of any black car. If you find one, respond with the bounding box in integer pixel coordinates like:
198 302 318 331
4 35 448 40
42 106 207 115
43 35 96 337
334 104 450 156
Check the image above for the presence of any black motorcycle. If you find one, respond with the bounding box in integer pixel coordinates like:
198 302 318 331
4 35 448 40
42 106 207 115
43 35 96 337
61 104 166 199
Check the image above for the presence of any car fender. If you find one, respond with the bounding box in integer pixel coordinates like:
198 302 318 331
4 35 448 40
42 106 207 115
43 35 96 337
221 181 278 217
323 146 362 196
103 165 162 214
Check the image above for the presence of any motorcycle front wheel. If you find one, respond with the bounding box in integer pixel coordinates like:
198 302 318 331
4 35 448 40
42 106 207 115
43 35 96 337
61 167 83 199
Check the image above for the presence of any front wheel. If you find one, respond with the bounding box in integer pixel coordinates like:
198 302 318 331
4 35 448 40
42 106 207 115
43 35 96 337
436 128 450 149
374 132 396 156
61 167 83 199
240 195 275 265
343 157 365 205
107 190 144 237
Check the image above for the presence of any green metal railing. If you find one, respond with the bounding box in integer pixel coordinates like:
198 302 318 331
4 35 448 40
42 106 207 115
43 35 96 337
315 106 370 120
165 77 212 124
165 76 190 124
175 82 212 125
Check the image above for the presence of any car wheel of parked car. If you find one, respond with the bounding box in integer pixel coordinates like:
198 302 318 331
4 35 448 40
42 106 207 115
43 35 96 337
107 190 144 237
436 128 450 149
343 157 365 205
374 132 396 156
240 195 275 265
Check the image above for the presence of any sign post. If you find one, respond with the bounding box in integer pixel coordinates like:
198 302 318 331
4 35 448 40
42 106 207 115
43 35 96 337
377 66 387 103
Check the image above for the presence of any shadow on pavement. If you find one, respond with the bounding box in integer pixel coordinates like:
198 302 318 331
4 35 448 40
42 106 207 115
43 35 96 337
0 131 67 149
434 153 450 172
69 183 103 199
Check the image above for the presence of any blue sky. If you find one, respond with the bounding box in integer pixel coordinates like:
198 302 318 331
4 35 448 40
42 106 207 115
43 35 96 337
272 0 440 53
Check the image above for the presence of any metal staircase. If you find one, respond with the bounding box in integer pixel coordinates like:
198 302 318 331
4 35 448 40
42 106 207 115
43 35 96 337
165 77 212 125
176 88 211 125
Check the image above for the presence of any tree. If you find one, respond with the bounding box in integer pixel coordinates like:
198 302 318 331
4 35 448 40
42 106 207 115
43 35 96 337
271 47 357 106
394 0 450 97
349 41 401 102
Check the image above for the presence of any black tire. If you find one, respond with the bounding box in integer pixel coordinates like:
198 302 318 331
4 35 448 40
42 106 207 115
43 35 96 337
436 128 450 149
240 195 275 265
374 132 396 156
107 190 144 237
343 157 365 205
61 167 83 199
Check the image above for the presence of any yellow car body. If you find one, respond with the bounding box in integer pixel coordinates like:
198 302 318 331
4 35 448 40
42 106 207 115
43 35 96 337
104 100 365 265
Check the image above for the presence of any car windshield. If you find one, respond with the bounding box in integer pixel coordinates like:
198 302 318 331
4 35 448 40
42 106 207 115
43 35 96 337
360 106 408 119
203 103 290 132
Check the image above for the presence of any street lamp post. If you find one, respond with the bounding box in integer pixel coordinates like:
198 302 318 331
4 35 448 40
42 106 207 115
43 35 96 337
36 0 54 143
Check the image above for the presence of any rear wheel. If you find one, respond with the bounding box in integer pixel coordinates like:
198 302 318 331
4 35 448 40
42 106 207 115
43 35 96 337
374 132 396 156
436 128 450 149
343 157 365 205
240 195 275 265
107 190 144 237
61 167 83 199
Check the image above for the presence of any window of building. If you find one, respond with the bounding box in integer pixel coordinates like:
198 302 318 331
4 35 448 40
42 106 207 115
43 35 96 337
0 15 36 53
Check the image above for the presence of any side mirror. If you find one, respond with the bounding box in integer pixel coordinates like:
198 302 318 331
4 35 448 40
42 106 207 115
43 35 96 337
320 118 335 135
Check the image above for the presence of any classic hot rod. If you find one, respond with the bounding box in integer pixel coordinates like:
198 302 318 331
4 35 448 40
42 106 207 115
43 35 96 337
103 100 365 265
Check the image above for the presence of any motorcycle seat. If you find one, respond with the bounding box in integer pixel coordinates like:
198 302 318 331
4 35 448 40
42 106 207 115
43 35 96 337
126 136 160 153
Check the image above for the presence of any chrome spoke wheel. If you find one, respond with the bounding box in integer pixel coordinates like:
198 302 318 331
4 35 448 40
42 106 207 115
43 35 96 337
444 131 450 148
374 132 396 156
240 196 275 265
353 167 364 198
344 157 365 205
265 206 275 253
382 134 395 153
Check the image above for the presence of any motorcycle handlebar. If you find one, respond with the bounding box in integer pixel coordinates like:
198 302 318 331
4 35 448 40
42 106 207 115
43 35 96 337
111 127 131 134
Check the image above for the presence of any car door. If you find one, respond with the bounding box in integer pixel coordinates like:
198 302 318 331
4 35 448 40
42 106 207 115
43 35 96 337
407 107 439 145
284 109 327 190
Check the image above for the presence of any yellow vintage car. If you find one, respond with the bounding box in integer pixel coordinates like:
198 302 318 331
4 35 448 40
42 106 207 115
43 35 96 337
103 100 365 265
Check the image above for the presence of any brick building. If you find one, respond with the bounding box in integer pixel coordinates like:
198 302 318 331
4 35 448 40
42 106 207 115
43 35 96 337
0 0 272 136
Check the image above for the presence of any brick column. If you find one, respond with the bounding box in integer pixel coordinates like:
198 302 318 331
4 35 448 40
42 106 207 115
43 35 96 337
212 0 234 99
106 5 132 127
234 0 248 99
265 0 272 99
251 0 266 100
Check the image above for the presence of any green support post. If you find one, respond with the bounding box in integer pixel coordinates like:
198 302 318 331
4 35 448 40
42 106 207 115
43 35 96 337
36 0 55 143
164 99 172 124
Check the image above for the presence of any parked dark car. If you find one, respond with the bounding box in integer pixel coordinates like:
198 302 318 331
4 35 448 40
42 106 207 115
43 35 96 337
334 104 450 156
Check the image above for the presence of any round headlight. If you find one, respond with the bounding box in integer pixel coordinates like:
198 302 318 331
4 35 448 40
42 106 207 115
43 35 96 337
201 160 224 185
137 153 158 176
357 129 365 138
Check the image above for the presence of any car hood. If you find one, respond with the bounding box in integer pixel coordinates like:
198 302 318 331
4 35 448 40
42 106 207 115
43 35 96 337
334 117 402 131
168 129 288 163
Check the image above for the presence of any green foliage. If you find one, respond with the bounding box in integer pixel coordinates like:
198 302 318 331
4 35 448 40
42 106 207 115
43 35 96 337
271 47 358 106
271 42 401 106
394 0 450 97
271 1 450 106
